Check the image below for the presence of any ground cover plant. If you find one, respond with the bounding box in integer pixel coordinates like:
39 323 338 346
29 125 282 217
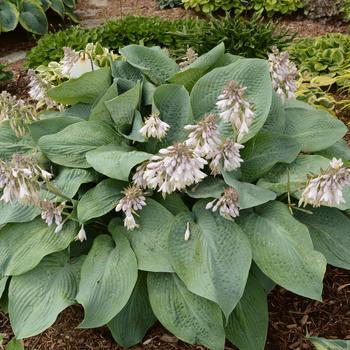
0 0 78 35
25 15 294 68
0 63 13 83
1 41 350 350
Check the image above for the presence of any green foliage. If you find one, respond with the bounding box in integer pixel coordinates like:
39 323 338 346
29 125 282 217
182 0 304 15
1 43 350 350
308 336 350 349
0 0 78 35
0 63 13 82
26 15 294 68
303 0 348 21
158 0 183 9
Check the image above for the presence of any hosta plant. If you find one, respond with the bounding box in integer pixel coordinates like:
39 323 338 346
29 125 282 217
0 0 78 35
1 43 350 350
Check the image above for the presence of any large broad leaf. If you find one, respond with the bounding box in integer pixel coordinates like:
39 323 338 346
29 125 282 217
239 201 327 300
86 144 152 181
104 81 141 132
169 43 225 91
108 272 156 348
120 45 179 85
38 121 118 168
77 179 125 223
284 102 347 152
110 60 143 81
153 193 189 216
191 58 272 143
240 131 301 182
18 0 48 34
262 90 285 133
315 139 350 162
77 233 138 328
52 168 97 198
0 219 77 277
0 200 40 225
0 0 18 32
296 207 350 270
8 252 83 339
148 273 225 350
257 155 330 196
48 67 111 105
226 274 268 350
0 276 7 299
308 337 350 350
0 122 34 161
89 81 118 124
153 84 193 145
50 0 65 17
169 200 251 319
108 199 174 272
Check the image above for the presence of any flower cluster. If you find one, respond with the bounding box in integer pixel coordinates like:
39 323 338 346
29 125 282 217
299 158 350 208
268 47 298 101
0 91 37 137
206 187 240 220
179 48 198 69
40 200 66 232
115 185 147 230
139 112 170 140
216 80 255 142
0 154 52 205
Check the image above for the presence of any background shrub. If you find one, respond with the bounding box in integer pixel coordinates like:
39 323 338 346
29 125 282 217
157 0 183 9
303 0 347 21
26 15 294 68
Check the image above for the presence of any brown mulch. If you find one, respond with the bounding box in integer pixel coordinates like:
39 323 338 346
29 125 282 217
1 266 350 350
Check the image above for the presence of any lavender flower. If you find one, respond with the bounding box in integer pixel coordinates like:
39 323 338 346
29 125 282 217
61 47 80 78
115 185 147 230
299 158 350 208
206 187 240 220
139 113 170 140
179 48 198 69
143 143 207 195
40 200 66 227
268 47 298 101
216 80 255 142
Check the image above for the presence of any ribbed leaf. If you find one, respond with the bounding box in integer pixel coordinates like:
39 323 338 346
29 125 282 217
108 272 156 348
239 201 326 300
296 207 350 270
169 200 251 319
191 58 272 143
9 252 83 339
48 67 111 105
38 121 118 168
262 90 285 133
148 273 225 350
0 219 77 277
77 179 126 223
120 45 179 85
77 233 138 328
108 199 174 272
308 337 350 350
0 200 40 225
226 274 268 350
0 277 7 299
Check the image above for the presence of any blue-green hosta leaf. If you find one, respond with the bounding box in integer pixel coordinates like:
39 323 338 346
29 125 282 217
262 90 285 133
77 179 126 223
77 233 138 328
284 102 347 152
110 60 143 81
38 121 119 168
9 252 83 339
108 272 156 348
239 201 326 300
148 273 225 350
257 155 330 196
309 337 350 350
0 219 78 277
0 0 19 32
153 193 189 216
226 274 268 350
191 58 272 143
122 111 146 143
52 168 97 198
169 43 225 91
108 199 174 272
240 131 301 182
315 139 350 162
104 81 141 132
169 200 251 319
0 200 40 225
18 0 48 34
88 81 118 124
120 45 179 85
48 67 112 105
153 84 193 145
86 144 152 181
0 276 7 299
296 207 350 270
